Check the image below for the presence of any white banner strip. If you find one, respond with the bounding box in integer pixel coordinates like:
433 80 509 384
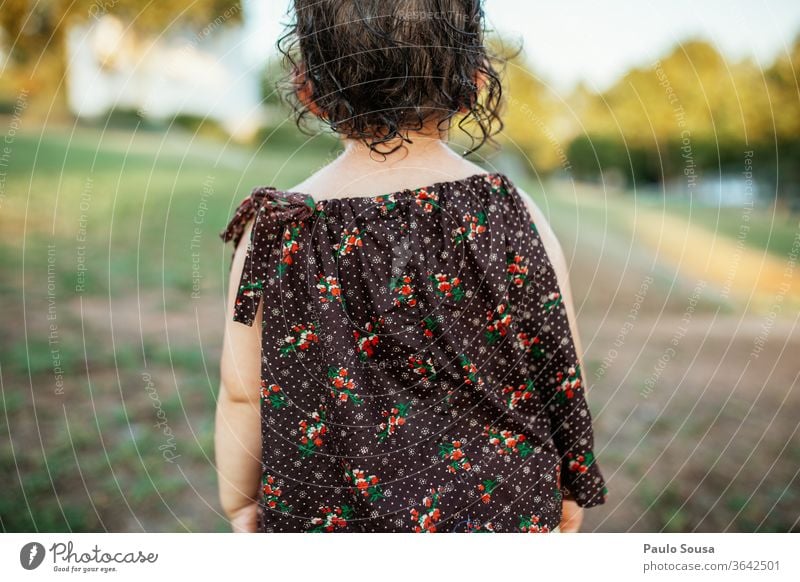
1 533 796 581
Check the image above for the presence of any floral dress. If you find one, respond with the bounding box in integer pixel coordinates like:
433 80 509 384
220 172 608 533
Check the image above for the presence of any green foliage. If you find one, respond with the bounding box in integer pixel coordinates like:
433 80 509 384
255 122 341 157
261 56 287 106
170 114 230 141
0 0 242 107
563 36 800 195
63 0 243 34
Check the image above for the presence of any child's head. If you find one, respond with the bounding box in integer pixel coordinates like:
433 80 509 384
278 0 505 155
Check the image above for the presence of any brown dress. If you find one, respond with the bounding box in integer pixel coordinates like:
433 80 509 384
220 172 608 532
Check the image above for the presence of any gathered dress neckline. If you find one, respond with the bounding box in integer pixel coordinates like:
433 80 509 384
272 171 507 206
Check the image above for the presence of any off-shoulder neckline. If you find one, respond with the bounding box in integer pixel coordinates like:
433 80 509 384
263 171 510 206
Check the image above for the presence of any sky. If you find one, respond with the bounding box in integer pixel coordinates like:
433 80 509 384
245 0 800 93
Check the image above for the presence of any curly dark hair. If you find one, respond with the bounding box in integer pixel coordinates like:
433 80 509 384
276 0 510 156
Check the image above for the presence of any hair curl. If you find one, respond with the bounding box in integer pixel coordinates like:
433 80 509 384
276 0 511 156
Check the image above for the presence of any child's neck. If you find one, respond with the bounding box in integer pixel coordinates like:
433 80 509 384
293 132 487 200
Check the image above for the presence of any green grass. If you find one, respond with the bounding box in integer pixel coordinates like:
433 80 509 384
1 123 340 531
527 178 799 262
655 198 799 262
2 126 340 296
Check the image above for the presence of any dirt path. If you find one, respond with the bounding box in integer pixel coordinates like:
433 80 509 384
631 205 800 314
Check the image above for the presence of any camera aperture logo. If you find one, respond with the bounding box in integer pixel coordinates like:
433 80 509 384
20 542 46 570
19 541 158 574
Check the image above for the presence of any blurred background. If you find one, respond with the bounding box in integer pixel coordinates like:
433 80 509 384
1 0 799 532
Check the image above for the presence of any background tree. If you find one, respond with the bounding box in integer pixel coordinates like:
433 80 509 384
497 37 566 174
0 0 242 114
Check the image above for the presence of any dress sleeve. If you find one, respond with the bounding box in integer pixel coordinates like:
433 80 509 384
219 187 317 327
219 191 266 327
509 187 609 508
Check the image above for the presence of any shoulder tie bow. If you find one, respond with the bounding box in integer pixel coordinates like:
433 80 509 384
220 187 317 326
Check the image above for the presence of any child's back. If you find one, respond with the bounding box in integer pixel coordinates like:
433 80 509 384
216 0 608 533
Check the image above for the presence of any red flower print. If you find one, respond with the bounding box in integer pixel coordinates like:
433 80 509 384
429 272 464 301
308 504 354 532
353 317 383 361
414 188 440 212
260 380 288 409
298 407 328 457
566 450 596 474
483 424 535 457
438 439 472 473
543 291 563 312
334 227 363 257
506 252 529 287
280 322 319 356
484 174 508 195
410 486 443 532
343 466 385 502
554 364 582 404
485 302 512 344
467 519 496 532
477 477 500 504
519 513 550 533
420 315 439 338
458 353 484 387
277 221 304 276
408 354 437 380
316 274 343 304
262 474 293 513
374 193 398 214
516 332 544 358
452 212 487 245
377 401 411 442
389 274 418 307
502 379 536 409
327 366 363 404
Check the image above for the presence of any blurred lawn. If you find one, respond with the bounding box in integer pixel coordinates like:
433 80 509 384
1 124 797 532
658 198 800 263
1 124 340 532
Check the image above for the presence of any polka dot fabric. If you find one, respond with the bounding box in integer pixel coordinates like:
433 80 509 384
220 172 608 533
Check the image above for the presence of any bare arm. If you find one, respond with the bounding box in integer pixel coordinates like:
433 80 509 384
215 218 263 532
